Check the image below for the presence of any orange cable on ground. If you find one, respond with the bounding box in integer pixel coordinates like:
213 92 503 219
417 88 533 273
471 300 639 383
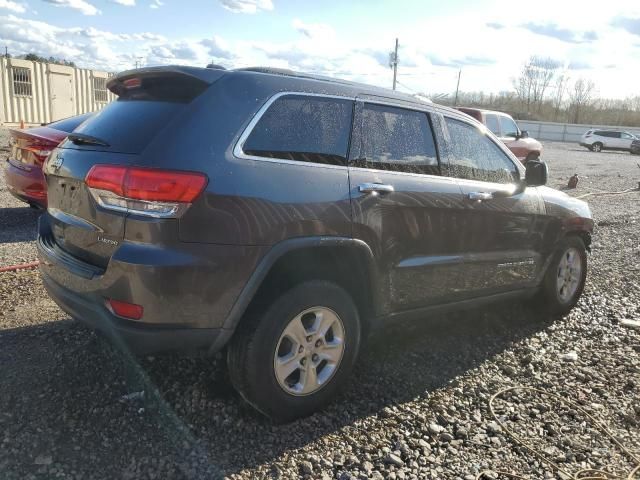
0 261 40 273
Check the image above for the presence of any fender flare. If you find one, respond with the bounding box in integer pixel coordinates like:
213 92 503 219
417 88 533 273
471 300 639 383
221 236 382 331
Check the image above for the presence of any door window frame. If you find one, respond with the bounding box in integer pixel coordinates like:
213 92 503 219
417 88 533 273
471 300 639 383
348 98 442 177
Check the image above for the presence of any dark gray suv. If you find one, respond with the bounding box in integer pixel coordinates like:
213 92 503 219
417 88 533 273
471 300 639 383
37 66 593 421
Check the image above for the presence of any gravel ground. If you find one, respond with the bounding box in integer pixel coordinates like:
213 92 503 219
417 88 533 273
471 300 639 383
1 133 639 480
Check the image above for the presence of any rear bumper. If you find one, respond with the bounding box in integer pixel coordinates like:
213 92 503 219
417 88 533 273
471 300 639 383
3 159 47 208
41 272 229 354
37 214 265 354
579 142 591 148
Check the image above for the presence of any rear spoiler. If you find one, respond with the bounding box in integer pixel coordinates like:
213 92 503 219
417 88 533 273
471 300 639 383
107 65 226 96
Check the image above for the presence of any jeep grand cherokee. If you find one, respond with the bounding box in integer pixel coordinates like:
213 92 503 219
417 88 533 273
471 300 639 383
38 66 593 421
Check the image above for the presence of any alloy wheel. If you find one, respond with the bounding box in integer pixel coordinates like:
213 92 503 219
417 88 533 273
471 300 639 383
556 247 583 303
273 306 345 396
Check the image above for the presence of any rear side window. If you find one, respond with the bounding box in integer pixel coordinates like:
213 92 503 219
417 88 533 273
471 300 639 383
485 114 500 135
356 103 438 175
242 95 353 166
445 117 518 184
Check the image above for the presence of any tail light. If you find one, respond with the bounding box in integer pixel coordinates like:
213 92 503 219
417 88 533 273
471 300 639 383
85 165 207 218
25 146 53 164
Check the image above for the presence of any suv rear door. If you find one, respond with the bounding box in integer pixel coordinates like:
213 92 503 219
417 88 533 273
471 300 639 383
348 99 468 311
42 68 222 268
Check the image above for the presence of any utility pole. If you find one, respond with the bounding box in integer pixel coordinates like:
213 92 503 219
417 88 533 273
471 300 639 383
454 69 461 105
390 38 399 91
4 46 8 59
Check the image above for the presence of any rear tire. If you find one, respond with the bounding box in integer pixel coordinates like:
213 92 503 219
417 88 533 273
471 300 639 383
536 236 587 316
227 280 361 422
591 142 603 152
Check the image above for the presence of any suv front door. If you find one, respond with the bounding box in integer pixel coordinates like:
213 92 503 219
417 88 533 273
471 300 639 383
442 116 546 295
348 100 468 312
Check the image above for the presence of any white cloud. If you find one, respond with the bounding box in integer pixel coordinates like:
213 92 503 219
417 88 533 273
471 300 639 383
3 1 640 99
219 0 272 14
110 0 135 5
149 0 162 8
0 0 26 13
292 19 334 40
42 0 100 15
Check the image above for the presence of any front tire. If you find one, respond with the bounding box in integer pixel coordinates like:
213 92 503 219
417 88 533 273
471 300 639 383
537 236 587 316
591 142 603 152
227 281 361 422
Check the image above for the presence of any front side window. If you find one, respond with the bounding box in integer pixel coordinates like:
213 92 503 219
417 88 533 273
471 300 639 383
357 103 438 175
499 116 519 138
242 95 353 166
485 114 500 135
621 132 633 139
12 67 32 97
445 117 518 184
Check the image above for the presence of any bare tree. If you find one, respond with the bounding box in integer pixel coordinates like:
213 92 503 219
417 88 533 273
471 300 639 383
553 74 569 121
569 78 596 123
512 56 562 113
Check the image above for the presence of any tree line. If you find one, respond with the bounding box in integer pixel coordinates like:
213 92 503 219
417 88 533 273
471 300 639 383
434 56 640 127
4 52 76 68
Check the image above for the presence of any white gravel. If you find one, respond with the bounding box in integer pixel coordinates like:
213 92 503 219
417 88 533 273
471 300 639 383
0 130 639 480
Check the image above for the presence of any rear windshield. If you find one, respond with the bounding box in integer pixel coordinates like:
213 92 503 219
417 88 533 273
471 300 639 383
66 100 185 154
48 112 94 133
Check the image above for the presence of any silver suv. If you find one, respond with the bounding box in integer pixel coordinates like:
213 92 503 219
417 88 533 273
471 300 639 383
580 129 637 152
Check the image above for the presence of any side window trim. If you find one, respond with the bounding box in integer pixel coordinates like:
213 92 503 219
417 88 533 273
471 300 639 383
351 100 441 176
233 91 355 170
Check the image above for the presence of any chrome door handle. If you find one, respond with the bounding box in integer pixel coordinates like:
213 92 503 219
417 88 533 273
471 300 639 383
467 191 493 202
358 183 395 194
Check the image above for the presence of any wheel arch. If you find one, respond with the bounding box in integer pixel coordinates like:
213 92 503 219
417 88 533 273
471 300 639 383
222 237 383 337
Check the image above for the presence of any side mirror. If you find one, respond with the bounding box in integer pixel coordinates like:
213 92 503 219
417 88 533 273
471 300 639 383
525 160 547 187
520 130 529 139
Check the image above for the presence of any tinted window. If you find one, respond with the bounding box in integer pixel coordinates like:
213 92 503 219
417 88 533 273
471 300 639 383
48 112 94 133
499 116 519 137
357 103 438 175
243 95 353 166
445 117 518 184
485 114 500 135
594 131 618 138
69 101 186 154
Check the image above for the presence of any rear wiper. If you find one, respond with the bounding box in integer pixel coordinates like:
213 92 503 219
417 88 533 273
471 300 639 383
68 133 110 147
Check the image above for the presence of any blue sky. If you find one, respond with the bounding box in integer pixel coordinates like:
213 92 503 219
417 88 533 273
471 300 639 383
2 0 640 98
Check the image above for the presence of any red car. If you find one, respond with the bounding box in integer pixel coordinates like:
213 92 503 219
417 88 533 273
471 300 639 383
4 112 94 208
457 107 543 163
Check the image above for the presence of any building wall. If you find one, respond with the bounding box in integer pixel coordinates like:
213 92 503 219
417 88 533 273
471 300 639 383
516 119 640 143
0 57 116 126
